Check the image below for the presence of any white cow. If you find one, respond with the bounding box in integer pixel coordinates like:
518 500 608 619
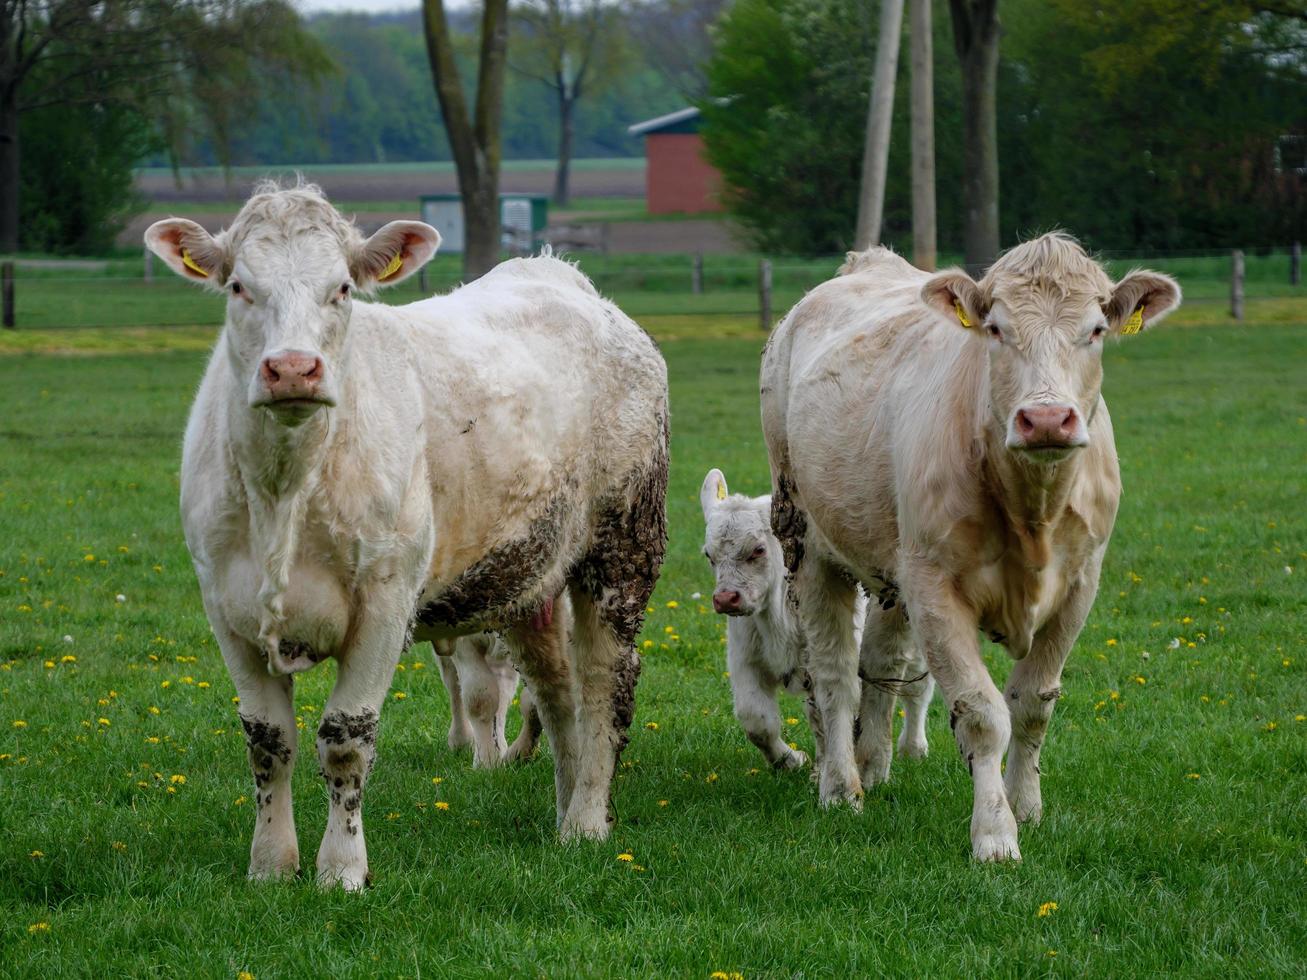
761 234 1179 861
700 467 932 772
149 181 668 890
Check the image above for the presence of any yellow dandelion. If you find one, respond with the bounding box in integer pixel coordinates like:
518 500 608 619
61 654 76 663
84 554 96 563
238 972 255 980
1106 638 1117 647
385 812 400 821
435 801 450 811
98 718 110 727
112 841 127 852
1296 715 1305 723
658 799 669 807
1037 901 1058 917
29 850 44 858
233 796 248 806
663 625 675 634
645 721 659 731
432 777 444 785
1265 721 1277 732
198 681 210 689
148 706 160 716
1186 773 1201 780
706 772 719 783
232 696 240 704
12 720 27 729
616 852 634 862
43 660 54 668
393 691 407 700
28 922 50 935
145 736 160 745
169 774 186 785
642 640 654 649
160 681 171 689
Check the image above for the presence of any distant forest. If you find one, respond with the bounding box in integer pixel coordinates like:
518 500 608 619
166 9 683 166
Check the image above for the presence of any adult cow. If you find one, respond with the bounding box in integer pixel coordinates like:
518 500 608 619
761 233 1179 861
147 181 668 889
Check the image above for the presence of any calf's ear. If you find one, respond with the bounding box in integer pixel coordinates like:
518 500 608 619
700 468 728 519
144 219 227 287
353 221 441 289
921 268 988 331
1106 270 1181 335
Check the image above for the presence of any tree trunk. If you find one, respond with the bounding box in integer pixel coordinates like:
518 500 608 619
553 91 574 207
909 0 936 271
854 0 904 250
0 86 19 255
949 0 1000 275
422 0 509 281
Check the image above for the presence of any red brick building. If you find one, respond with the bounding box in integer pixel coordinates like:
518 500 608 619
628 107 725 215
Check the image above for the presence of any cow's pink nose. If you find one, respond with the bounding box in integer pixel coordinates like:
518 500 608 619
260 351 323 400
1014 403 1080 447
713 590 742 614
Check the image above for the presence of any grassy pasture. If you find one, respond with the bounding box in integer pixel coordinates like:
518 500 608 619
1 296 1305 975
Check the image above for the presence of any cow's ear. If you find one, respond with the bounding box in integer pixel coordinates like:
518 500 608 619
145 219 227 288
700 468 728 519
921 268 988 331
353 221 440 289
1106 270 1181 335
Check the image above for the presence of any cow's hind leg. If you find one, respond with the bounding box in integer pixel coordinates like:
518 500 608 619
855 600 913 787
505 611 577 826
454 635 512 768
216 619 299 880
504 680 543 763
564 459 667 840
794 557 863 807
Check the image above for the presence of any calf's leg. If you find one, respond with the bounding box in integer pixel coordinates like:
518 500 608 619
453 635 512 768
730 626 805 769
432 640 473 751
902 555 1018 862
897 668 934 759
854 600 913 786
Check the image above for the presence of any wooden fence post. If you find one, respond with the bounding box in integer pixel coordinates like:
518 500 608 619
1292 241 1301 286
419 265 429 296
691 251 703 295
759 259 773 331
2 261 13 329
1230 249 1244 321
144 248 153 284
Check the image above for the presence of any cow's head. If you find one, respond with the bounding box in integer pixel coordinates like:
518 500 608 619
145 181 439 426
921 232 1180 463
700 468 780 616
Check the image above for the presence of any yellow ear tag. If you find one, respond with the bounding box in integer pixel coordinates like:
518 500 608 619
1122 306 1144 335
377 252 404 282
180 248 208 278
716 479 727 501
954 300 973 328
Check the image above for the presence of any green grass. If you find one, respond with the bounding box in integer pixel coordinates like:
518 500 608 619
1 308 1306 975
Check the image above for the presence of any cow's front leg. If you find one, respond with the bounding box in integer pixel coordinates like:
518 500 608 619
1004 563 1100 825
212 617 299 880
794 557 863 807
902 555 1018 862
315 593 408 891
431 640 473 751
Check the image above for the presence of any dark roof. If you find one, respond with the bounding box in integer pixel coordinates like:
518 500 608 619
627 106 701 136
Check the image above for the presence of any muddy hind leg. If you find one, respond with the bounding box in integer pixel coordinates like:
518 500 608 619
564 457 667 840
504 679 544 763
432 640 473 751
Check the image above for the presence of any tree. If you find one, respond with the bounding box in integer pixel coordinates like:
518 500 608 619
0 0 327 254
629 0 730 98
514 0 625 206
947 0 1001 274
854 0 904 249
909 0 936 269
423 0 510 279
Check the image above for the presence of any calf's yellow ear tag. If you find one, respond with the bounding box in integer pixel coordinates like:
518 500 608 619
180 248 208 278
1122 306 1144 335
377 251 404 281
716 479 727 501
954 300 973 328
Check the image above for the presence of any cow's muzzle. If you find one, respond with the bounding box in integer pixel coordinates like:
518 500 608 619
1008 402 1087 457
253 349 335 412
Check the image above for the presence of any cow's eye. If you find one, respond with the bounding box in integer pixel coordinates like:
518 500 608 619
986 322 1002 340
703 549 713 563
747 545 766 561
1091 323 1107 339
230 281 242 296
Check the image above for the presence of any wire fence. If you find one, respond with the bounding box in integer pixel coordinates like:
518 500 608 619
0 245 1301 331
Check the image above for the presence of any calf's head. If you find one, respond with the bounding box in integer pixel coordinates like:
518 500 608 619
700 469 780 616
145 181 439 425
922 232 1180 462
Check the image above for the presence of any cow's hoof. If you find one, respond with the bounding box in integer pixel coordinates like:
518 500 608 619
1012 798 1043 825
774 748 808 771
559 808 611 842
502 739 538 764
972 833 1022 863
817 769 864 811
897 736 929 760
247 862 299 883
316 863 371 891
446 726 472 752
